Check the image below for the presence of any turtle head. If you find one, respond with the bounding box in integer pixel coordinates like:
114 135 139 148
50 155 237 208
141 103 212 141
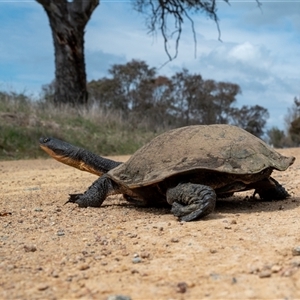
39 137 85 171
39 137 119 176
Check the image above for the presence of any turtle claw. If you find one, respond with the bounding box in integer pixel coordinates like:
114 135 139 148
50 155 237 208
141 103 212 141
167 183 217 221
65 194 87 207
171 200 215 222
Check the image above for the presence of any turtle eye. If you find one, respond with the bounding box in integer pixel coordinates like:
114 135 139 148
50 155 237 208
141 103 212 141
40 137 50 144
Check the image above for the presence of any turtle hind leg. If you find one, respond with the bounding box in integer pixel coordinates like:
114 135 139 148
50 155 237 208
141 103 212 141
254 177 290 201
66 174 120 207
166 183 216 222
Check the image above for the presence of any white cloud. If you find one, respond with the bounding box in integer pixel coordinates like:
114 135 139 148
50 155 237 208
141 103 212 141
228 42 263 63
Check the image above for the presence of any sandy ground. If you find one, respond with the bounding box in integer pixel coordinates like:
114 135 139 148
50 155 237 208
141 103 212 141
1 148 300 300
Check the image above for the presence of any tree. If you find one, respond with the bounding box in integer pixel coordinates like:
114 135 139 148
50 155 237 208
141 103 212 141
36 0 99 105
89 60 157 112
285 96 300 146
169 69 241 125
170 69 204 125
231 105 269 138
267 127 286 148
88 60 270 136
39 0 260 106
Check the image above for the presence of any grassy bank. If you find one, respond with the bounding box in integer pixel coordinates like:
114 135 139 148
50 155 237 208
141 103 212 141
0 93 163 160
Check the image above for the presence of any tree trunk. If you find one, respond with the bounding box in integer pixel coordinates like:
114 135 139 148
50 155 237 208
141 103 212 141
36 0 99 106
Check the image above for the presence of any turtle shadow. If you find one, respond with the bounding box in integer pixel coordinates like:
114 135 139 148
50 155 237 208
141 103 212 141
101 195 300 219
214 196 300 215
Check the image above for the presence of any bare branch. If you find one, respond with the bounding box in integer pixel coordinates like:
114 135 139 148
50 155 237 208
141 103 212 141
134 0 261 62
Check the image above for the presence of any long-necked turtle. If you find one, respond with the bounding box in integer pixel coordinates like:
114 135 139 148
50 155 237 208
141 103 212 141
39 124 295 221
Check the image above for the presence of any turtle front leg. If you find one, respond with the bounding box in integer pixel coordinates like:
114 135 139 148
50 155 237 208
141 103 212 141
66 174 120 207
166 183 217 222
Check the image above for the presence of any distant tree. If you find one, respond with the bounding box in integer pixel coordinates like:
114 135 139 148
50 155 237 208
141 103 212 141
108 60 156 111
286 96 300 145
148 75 174 126
267 127 286 148
169 69 204 125
89 60 156 112
169 69 241 125
41 80 55 103
200 80 241 124
88 60 270 135
88 77 129 111
231 105 269 138
36 0 99 105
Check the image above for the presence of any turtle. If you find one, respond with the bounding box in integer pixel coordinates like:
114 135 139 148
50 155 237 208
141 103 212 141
39 124 295 221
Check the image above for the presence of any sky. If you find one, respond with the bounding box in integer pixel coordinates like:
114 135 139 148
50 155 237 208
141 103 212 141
0 0 299 131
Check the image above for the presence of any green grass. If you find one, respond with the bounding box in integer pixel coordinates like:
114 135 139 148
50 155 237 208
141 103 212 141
0 93 163 160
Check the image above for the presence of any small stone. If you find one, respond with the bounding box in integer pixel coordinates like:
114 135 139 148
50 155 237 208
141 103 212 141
249 266 259 274
121 250 129 256
132 257 141 264
292 246 300 256
51 271 59 278
129 234 137 238
210 249 217 254
37 284 49 291
271 265 282 273
24 245 37 252
224 226 232 230
140 251 151 259
107 295 132 300
259 270 272 278
171 238 179 243
57 230 65 236
231 219 237 224
34 208 43 212
79 264 90 271
176 282 188 293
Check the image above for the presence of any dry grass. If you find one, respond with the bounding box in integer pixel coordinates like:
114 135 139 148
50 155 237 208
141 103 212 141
0 92 165 160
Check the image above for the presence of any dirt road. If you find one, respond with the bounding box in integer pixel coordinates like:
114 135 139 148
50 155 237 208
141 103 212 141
1 148 300 299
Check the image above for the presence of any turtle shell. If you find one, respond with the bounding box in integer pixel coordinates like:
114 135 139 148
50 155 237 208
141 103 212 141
109 124 295 188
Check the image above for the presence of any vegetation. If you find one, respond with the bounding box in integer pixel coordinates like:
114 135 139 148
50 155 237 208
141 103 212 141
0 91 161 160
37 0 261 106
265 97 300 148
86 60 269 137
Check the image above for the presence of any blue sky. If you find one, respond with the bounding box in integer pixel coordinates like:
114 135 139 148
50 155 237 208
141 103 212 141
0 0 299 131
